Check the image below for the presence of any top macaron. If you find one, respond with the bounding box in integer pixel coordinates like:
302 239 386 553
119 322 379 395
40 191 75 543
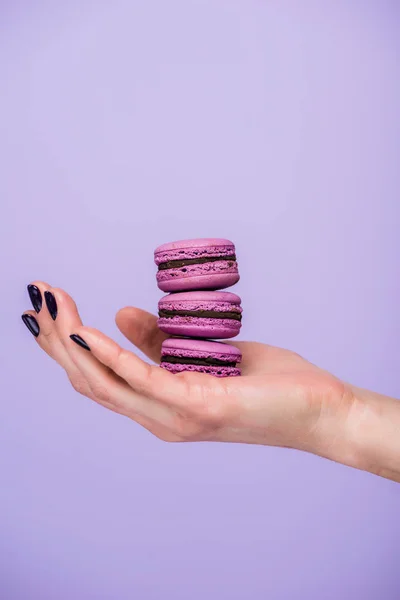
154 238 240 292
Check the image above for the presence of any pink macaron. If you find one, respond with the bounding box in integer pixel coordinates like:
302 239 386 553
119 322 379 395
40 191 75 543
160 337 242 377
154 238 240 292
157 291 242 339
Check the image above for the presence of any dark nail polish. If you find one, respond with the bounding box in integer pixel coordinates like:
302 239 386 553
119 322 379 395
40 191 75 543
27 284 42 313
70 334 90 351
21 314 40 337
44 291 57 320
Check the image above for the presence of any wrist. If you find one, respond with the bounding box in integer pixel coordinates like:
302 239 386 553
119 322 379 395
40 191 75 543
345 385 400 481
310 383 400 481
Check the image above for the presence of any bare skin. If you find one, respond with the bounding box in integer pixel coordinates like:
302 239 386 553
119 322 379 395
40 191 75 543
22 282 400 483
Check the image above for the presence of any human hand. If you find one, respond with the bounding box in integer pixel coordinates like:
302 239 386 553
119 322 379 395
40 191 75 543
22 282 355 458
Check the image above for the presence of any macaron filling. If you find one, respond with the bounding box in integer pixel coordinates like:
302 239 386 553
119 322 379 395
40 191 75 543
160 355 238 367
158 309 242 321
157 254 236 271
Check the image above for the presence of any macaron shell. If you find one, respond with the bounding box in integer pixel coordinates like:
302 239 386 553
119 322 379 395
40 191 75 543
158 290 241 304
157 268 240 292
158 317 240 339
161 346 241 364
160 362 241 377
155 238 235 255
161 337 242 357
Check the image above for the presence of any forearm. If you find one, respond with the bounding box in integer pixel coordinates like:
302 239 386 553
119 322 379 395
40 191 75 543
347 386 400 481
316 385 400 482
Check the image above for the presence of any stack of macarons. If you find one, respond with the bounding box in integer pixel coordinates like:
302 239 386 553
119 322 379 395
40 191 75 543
154 238 243 377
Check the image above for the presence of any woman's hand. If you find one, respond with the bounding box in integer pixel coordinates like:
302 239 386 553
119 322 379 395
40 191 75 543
22 282 355 455
24 282 400 482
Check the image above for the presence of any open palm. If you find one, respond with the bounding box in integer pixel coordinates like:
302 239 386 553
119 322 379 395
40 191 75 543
23 283 352 454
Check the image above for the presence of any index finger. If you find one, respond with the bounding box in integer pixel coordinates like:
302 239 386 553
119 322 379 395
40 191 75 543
72 326 189 407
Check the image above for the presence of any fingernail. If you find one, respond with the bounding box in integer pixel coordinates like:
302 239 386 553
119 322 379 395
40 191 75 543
27 284 42 313
70 334 90 351
21 314 40 337
44 291 57 320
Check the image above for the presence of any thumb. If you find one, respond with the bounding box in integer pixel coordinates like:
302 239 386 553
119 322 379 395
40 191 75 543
115 307 168 364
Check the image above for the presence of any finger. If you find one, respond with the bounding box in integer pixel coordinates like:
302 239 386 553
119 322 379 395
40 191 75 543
24 282 94 398
69 324 237 441
70 325 189 408
50 289 180 427
115 307 168 363
25 281 80 368
27 281 59 341
21 309 51 355
48 287 132 413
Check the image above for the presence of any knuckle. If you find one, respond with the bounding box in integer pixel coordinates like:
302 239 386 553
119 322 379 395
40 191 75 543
171 413 202 441
90 380 111 404
154 430 183 443
41 327 56 341
109 345 124 371
187 383 227 427
109 346 131 375
149 364 164 388
200 397 227 425
134 363 155 395
69 375 87 396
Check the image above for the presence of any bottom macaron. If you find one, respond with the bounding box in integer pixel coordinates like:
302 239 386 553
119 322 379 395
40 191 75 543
160 338 242 377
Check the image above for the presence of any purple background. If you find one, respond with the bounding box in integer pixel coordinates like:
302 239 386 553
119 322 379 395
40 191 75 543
1 1 399 598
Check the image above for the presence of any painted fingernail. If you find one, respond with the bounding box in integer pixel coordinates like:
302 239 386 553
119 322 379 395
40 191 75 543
21 314 40 337
70 334 90 351
44 291 57 320
27 284 42 313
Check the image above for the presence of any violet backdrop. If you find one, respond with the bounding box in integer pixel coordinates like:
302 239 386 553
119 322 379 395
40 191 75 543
1 1 399 599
